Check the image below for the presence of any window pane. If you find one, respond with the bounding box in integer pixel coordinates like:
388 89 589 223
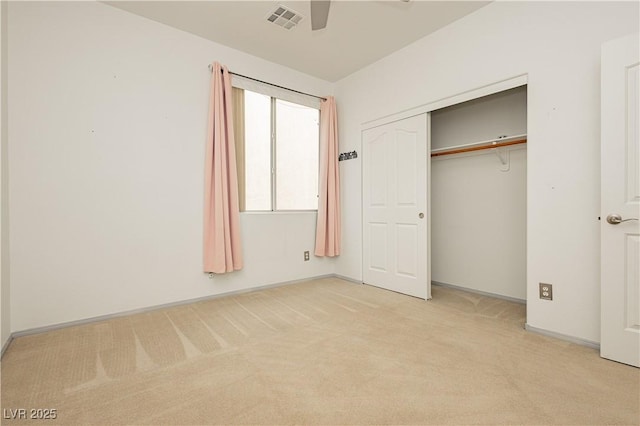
275 99 319 210
244 91 271 211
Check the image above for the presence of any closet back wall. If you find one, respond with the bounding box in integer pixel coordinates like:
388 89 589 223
431 87 527 300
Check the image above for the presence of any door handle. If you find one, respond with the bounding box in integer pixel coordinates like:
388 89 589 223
606 213 639 225
418 213 424 219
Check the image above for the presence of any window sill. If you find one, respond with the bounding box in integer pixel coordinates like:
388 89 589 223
241 210 318 215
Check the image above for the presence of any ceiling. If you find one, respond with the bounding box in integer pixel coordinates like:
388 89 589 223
105 1 491 82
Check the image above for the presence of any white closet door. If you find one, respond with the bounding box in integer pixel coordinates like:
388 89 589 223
601 33 640 367
362 114 429 299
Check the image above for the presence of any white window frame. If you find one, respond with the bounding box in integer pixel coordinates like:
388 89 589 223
233 77 321 212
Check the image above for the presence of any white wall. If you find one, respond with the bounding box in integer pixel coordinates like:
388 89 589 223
7 2 335 332
1 0 10 351
334 1 639 343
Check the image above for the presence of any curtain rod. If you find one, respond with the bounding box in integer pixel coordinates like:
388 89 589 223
208 64 327 101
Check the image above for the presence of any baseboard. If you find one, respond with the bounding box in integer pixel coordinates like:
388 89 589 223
525 323 600 350
5 274 343 343
333 274 363 285
7 275 597 358
430 281 598 350
1 334 13 360
431 280 526 304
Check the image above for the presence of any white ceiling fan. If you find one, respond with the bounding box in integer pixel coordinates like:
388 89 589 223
267 0 411 32
310 0 331 31
310 0 410 31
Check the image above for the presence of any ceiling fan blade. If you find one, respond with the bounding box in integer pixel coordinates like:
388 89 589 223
310 0 331 30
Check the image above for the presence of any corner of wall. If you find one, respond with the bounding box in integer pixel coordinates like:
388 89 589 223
1 0 12 351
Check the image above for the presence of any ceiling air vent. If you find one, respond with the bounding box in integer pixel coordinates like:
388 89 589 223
266 5 303 30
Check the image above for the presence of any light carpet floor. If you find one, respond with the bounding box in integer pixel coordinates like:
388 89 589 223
1 277 638 425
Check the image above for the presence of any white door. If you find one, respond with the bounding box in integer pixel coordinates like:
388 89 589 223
362 114 429 299
601 33 640 367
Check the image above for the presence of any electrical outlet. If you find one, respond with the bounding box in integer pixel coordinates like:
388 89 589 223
304 251 310 261
539 283 553 300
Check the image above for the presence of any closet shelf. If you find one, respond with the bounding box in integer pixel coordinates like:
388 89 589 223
430 136 527 158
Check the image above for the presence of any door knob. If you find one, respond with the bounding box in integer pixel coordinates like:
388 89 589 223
606 213 639 225
418 213 424 219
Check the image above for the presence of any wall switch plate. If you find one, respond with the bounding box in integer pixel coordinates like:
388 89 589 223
304 251 310 261
539 283 553 300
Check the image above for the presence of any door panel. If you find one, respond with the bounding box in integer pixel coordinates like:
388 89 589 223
626 64 640 204
624 235 639 331
369 134 388 207
369 223 388 272
601 33 640 367
363 114 429 299
396 131 418 206
396 224 418 278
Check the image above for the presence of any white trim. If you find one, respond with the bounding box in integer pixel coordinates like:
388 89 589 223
362 74 528 131
1 334 13 359
525 324 600 350
432 281 526 304
8 274 336 341
0 274 601 359
333 274 363 285
426 113 432 300
240 210 318 215
432 282 600 349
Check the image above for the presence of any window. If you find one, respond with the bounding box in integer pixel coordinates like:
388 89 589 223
244 91 272 210
236 88 319 211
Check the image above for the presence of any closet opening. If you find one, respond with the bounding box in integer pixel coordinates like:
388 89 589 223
429 85 527 303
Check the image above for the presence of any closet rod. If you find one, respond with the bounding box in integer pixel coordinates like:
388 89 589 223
208 64 327 101
430 138 527 158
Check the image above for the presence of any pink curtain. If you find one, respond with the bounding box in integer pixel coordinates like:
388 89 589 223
315 96 341 257
204 62 243 273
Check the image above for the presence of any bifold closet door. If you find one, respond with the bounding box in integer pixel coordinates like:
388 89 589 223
362 114 429 299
